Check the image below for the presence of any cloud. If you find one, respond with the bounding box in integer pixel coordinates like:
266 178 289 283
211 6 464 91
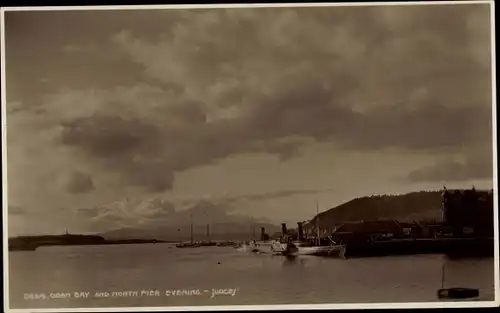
107 5 493 188
62 44 95 53
407 160 493 183
112 6 491 108
407 144 493 183
59 114 174 192
75 197 226 231
73 188 327 231
40 85 313 192
6 100 29 114
232 189 330 202
63 170 95 194
6 4 493 198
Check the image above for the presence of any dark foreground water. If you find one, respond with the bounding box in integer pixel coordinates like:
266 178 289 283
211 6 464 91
8 243 496 309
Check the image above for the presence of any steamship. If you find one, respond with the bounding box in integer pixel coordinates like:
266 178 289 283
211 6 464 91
271 221 345 257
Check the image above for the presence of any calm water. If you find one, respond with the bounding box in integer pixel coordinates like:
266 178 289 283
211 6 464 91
8 243 496 309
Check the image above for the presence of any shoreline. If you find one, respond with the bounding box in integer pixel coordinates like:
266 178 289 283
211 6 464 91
8 236 176 251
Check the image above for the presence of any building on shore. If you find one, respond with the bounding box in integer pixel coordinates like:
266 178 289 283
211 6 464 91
441 187 494 238
327 188 494 245
330 220 406 245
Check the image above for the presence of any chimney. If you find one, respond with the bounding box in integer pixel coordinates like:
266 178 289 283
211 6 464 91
281 223 287 236
260 227 266 241
297 222 304 241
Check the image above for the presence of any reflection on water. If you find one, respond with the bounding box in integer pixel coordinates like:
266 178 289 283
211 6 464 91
282 255 298 263
8 243 496 309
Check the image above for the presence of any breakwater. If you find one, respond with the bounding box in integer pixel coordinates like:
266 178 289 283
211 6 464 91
8 235 164 251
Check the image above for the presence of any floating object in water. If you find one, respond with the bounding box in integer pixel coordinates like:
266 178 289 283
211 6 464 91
437 288 479 299
437 259 479 300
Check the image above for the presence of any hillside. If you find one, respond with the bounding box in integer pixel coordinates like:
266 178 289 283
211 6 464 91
99 191 447 240
305 191 444 230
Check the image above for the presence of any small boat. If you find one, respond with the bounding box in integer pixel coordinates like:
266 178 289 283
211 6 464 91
198 224 217 247
288 239 346 257
437 288 479 299
270 240 288 254
280 236 345 257
234 220 262 253
199 241 217 247
216 241 235 247
235 240 260 253
176 242 201 248
176 214 200 248
437 259 479 300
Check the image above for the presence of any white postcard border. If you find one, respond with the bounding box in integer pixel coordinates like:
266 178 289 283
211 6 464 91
1 1 498 312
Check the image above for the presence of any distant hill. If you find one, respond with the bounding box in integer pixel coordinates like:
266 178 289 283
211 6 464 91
99 191 449 240
99 222 281 241
305 191 444 231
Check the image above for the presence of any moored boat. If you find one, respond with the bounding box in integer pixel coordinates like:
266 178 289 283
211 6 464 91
235 240 261 252
285 238 346 257
437 256 479 300
270 240 288 254
437 288 479 300
216 241 235 247
176 214 200 248
273 202 346 258
199 241 217 247
176 242 201 248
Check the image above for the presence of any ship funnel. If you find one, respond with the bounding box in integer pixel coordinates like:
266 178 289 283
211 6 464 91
260 227 266 240
297 222 304 241
281 223 287 236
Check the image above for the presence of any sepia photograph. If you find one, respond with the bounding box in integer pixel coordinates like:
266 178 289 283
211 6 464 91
1 1 498 311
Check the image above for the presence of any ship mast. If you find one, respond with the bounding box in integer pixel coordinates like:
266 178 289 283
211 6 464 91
316 200 321 246
190 214 194 244
252 221 256 240
441 262 446 289
249 217 255 240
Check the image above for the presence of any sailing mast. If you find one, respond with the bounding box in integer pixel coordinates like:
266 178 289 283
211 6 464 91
190 214 194 244
441 262 446 289
252 220 256 240
249 217 255 240
316 200 321 246
206 223 211 243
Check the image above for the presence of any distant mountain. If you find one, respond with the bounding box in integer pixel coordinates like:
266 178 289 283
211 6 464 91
99 191 447 240
305 191 444 231
99 221 281 241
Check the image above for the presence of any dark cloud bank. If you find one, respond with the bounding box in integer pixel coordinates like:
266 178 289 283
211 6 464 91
6 4 488 192
64 170 95 194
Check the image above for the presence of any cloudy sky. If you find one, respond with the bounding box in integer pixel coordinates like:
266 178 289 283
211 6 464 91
4 3 494 236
